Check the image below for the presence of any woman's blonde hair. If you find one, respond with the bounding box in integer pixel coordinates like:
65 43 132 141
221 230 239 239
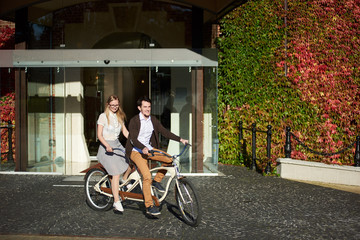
104 95 126 125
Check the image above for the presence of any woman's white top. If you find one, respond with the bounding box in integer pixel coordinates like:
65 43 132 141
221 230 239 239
97 112 122 141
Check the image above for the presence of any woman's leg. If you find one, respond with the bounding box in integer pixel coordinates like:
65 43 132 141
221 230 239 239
122 166 132 181
111 174 120 202
111 174 124 212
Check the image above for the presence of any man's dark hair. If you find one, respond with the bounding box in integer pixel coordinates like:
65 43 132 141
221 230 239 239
137 95 152 107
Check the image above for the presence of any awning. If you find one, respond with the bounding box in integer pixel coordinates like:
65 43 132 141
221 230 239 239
0 49 218 68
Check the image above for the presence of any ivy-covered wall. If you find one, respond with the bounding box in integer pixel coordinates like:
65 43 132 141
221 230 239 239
217 0 360 171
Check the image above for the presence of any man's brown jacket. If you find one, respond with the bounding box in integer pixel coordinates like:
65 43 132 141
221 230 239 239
125 114 181 158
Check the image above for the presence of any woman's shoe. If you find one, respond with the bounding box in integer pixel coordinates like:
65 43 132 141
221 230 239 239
113 201 124 214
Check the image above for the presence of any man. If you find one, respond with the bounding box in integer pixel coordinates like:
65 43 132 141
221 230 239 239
125 96 188 216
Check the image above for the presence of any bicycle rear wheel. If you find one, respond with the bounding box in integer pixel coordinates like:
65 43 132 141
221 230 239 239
84 168 113 211
175 178 202 227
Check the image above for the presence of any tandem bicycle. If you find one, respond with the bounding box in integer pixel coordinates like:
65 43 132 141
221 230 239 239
81 144 202 227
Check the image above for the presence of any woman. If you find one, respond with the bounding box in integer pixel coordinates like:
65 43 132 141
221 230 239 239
97 95 131 214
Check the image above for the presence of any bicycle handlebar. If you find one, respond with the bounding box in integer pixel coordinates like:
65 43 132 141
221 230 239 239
148 143 191 158
173 143 191 158
111 148 125 153
108 148 126 158
111 143 191 158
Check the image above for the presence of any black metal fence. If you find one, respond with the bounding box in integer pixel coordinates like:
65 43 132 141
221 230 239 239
239 121 272 173
284 126 360 166
0 120 15 164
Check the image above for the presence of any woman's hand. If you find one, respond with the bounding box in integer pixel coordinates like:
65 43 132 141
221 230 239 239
106 146 113 152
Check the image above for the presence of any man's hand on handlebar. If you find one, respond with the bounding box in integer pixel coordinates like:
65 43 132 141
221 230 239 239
142 147 149 155
180 138 189 145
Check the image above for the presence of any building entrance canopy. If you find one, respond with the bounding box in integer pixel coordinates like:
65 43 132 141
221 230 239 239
0 49 217 68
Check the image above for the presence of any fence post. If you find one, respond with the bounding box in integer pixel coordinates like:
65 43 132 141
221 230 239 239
7 120 14 164
284 126 291 158
265 125 272 174
251 123 256 170
7 120 14 163
355 136 360 167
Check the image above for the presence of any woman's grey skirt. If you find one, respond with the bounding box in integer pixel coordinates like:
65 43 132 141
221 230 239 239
97 139 129 176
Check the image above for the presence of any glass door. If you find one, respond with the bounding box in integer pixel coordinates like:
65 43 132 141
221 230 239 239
150 66 218 173
203 67 218 173
84 67 150 156
150 67 193 172
27 67 65 173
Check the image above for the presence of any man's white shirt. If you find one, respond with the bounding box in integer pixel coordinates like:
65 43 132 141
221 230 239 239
133 112 154 152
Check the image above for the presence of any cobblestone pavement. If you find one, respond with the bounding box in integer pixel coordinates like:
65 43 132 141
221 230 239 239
0 164 359 240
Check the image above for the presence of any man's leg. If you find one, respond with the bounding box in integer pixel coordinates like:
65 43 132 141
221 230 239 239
148 148 173 183
130 151 153 208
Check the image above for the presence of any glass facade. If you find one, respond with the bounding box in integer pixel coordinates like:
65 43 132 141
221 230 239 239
10 63 217 174
0 0 219 174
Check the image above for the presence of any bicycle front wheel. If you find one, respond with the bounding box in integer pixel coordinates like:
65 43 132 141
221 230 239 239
175 178 202 227
84 168 113 211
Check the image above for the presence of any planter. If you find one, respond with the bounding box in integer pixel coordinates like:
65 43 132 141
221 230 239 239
276 158 360 186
